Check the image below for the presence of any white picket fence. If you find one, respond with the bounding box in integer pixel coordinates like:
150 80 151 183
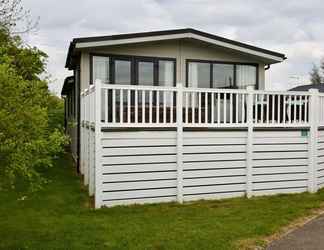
80 80 324 208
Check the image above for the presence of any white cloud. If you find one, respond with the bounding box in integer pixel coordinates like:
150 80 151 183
22 0 324 94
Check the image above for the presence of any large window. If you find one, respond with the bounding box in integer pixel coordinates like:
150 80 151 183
187 60 257 89
91 54 175 86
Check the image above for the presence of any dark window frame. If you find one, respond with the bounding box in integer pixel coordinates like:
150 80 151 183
90 53 176 87
185 59 259 90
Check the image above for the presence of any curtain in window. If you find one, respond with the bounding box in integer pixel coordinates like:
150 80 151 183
159 61 174 105
138 61 154 86
236 65 256 89
93 56 109 83
188 62 198 88
159 61 173 87
188 62 210 88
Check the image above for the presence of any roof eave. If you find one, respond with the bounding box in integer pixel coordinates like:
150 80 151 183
65 28 286 68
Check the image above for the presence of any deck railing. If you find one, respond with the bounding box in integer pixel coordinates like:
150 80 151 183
81 80 324 128
80 80 324 208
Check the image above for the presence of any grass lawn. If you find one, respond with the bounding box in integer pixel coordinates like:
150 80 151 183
1 153 324 250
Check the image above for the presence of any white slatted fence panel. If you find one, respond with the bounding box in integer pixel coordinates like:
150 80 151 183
252 130 309 195
182 131 247 201
99 131 177 207
317 130 324 188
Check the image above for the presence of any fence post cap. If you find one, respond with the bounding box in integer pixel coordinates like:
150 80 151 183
176 82 183 88
95 79 102 85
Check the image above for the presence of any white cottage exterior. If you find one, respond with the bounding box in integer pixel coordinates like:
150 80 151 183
62 28 324 208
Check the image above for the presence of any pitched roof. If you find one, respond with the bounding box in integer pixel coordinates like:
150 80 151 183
61 76 74 96
65 28 286 69
289 83 324 93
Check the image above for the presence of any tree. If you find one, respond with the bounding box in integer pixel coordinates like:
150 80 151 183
310 64 322 84
0 3 67 191
320 58 324 82
0 0 38 34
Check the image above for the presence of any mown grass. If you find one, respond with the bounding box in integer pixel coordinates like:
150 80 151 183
1 153 324 250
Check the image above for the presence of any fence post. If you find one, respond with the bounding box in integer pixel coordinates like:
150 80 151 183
94 79 102 208
80 92 84 175
246 86 254 198
84 89 89 186
308 88 319 193
176 83 184 203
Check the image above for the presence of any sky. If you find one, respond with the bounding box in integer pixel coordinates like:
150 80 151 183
22 0 324 95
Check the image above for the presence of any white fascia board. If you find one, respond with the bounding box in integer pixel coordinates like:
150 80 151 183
75 32 283 62
188 33 284 62
75 33 189 48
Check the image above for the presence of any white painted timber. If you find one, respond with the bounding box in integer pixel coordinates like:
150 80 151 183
77 83 324 208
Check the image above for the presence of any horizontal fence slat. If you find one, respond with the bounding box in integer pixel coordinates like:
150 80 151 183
253 165 307 175
102 179 177 191
184 145 246 154
183 137 246 145
101 188 177 201
184 131 247 138
183 176 246 187
253 137 308 144
102 155 177 165
183 168 246 178
184 183 246 195
102 146 176 156
254 131 307 138
253 187 307 196
101 131 176 139
102 163 177 173
253 180 308 190
183 192 245 201
253 158 308 167
183 161 246 170
102 171 177 182
253 173 308 182
254 144 307 152
253 151 308 160
102 196 176 207
102 138 176 147
183 153 246 162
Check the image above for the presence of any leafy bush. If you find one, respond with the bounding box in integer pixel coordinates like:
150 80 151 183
0 29 68 191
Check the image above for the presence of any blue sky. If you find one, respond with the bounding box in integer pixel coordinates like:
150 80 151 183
23 0 324 95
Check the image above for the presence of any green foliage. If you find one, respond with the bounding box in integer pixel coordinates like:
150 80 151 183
0 29 68 191
321 58 324 80
310 64 322 84
47 95 65 131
